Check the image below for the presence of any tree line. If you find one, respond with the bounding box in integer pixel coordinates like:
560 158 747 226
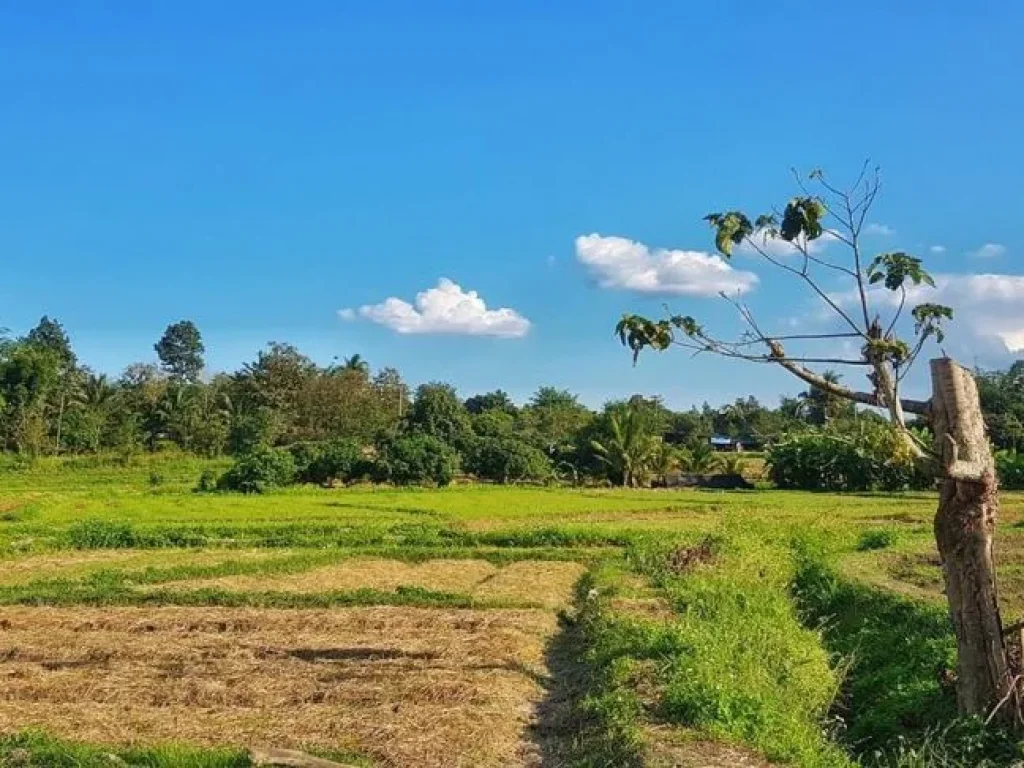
0 315 1019 485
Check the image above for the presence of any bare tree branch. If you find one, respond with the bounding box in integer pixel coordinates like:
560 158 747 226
765 339 930 415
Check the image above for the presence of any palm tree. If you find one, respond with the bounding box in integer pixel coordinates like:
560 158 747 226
799 369 850 425
339 354 369 375
718 454 747 476
77 373 115 408
678 441 719 474
652 441 679 486
590 407 660 487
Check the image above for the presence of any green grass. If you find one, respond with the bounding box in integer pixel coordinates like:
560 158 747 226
618 530 851 767
3 456 1024 765
0 730 250 768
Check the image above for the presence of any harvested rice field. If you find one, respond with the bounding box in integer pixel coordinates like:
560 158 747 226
0 605 554 767
160 559 586 609
2 457 1024 766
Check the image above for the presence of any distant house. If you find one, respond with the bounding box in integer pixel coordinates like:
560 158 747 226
709 435 744 452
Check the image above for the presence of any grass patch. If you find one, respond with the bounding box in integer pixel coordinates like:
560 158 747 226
0 730 249 767
857 528 899 552
792 538 1022 766
626 530 850 767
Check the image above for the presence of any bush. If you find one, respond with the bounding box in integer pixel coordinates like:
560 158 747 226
376 434 457 486
195 468 218 493
857 528 898 551
996 450 1024 490
287 441 325 481
464 436 552 483
216 446 296 493
290 438 367 485
767 422 931 492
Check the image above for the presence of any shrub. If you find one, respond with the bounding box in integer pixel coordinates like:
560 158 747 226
288 439 369 485
195 468 218 493
857 528 898 551
996 450 1024 490
287 441 326 482
216 446 296 493
464 437 552 483
310 439 367 485
376 434 457 486
767 422 931 492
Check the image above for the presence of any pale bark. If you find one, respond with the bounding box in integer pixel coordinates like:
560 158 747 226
931 358 1019 722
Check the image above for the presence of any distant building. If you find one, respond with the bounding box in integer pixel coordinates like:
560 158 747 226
709 435 744 452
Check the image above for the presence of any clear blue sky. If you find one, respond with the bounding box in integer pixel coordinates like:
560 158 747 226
2 2 1022 408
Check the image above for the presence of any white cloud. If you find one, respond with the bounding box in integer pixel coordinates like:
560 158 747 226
865 223 894 236
736 228 840 259
930 245 947 254
968 243 1007 259
852 273 1024 354
341 278 531 338
575 233 758 297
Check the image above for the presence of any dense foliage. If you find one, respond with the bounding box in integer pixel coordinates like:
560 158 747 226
216 446 295 494
463 436 552 483
978 361 1024 452
767 422 932 492
996 450 1024 491
375 433 458 486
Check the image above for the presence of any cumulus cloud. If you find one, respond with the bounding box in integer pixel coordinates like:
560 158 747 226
865 223 894 236
341 278 531 338
968 243 1007 259
853 273 1024 354
735 228 841 259
575 233 758 297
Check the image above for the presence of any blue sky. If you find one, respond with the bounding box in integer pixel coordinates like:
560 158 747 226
1 1 1022 408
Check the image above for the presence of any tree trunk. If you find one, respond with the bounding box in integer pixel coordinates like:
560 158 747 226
931 358 1019 723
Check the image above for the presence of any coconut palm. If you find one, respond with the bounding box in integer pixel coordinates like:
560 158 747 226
678 441 720 474
339 354 370 375
77 373 115 408
799 369 854 425
590 407 660 487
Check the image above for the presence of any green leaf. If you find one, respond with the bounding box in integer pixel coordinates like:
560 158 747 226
780 197 826 242
911 303 954 344
866 252 936 291
704 211 752 257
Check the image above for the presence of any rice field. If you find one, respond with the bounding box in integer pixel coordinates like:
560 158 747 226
1 455 1023 766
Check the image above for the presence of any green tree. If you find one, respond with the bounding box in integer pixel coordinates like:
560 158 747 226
154 320 205 383
465 390 517 416
26 316 76 370
798 370 856 425
0 342 62 455
25 316 80 453
589 405 661 487
377 433 457 486
978 361 1024 451
337 354 370 376
520 387 592 455
407 382 471 447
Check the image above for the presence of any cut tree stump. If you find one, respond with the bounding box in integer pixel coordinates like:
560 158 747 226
930 358 1019 722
